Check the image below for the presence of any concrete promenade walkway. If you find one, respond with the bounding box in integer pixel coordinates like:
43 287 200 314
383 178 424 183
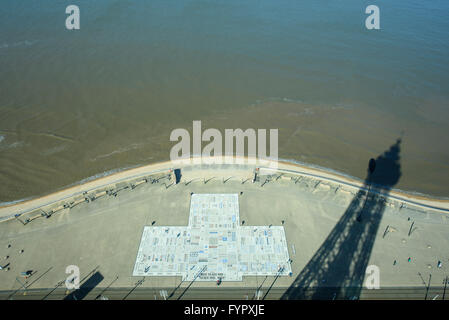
0 158 448 299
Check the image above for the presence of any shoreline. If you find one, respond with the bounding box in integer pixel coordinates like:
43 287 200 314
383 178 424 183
1 157 449 218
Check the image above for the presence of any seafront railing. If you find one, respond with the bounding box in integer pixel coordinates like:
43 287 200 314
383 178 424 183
0 168 173 223
1 162 448 226
259 166 449 214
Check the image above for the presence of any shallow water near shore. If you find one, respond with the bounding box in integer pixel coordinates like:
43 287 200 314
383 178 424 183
1 0 449 201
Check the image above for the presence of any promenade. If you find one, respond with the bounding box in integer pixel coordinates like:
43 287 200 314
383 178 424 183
0 158 448 299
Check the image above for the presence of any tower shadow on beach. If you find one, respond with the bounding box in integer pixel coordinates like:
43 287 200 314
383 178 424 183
281 139 402 300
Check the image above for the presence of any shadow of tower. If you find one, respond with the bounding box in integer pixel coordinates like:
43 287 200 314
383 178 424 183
281 139 402 299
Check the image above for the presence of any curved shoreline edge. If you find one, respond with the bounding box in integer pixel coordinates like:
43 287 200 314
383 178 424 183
1 157 448 219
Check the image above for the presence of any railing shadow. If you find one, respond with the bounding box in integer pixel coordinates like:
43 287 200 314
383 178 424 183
282 139 402 300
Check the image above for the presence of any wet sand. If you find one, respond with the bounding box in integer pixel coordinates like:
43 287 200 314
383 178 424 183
1 100 448 203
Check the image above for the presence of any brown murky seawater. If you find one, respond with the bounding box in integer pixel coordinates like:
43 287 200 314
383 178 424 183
1 100 448 202
1 1 449 202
